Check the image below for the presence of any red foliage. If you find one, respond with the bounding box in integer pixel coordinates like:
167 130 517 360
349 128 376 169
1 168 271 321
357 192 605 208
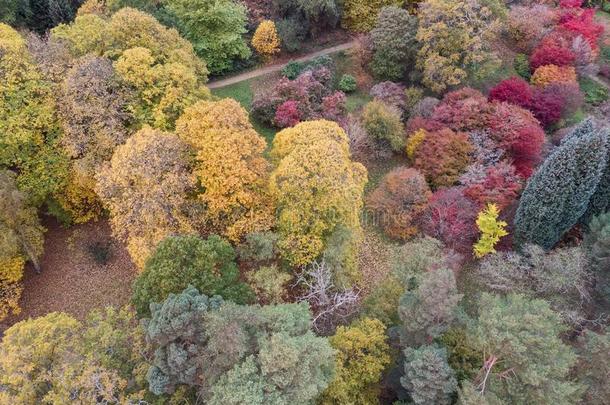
412 128 473 188
274 100 301 128
529 43 576 71
559 0 583 8
405 116 443 134
560 8 604 49
321 91 347 123
488 103 546 178
488 77 533 108
529 88 565 128
421 187 479 254
430 88 495 132
462 162 523 209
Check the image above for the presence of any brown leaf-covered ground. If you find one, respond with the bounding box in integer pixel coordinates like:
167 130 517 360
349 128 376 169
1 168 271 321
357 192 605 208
0 217 136 334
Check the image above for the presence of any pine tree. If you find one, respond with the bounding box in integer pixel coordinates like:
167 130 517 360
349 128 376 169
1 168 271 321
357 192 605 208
401 344 457 405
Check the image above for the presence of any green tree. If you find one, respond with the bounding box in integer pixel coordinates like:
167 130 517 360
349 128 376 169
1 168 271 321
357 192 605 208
576 328 610 405
164 0 250 75
132 235 254 317
341 0 403 32
401 344 458 405
584 212 610 296
361 100 405 152
369 6 418 81
514 119 608 249
472 293 581 404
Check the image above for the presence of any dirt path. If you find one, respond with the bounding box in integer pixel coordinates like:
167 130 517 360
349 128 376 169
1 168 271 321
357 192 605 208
208 41 357 89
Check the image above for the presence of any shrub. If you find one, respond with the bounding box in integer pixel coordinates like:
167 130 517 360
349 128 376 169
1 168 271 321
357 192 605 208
412 128 473 188
584 212 610 295
369 81 406 111
274 100 301 128
579 76 609 105
560 8 604 50
247 265 291 304
338 74 357 92
276 16 308 53
462 161 522 209
530 43 576 71
406 128 427 160
488 76 533 108
361 100 405 152
506 5 559 52
236 231 279 263
430 88 495 132
252 20 280 57
529 87 565 127
531 64 577 87
132 235 254 317
321 91 348 123
514 53 532 79
473 203 508 258
367 167 431 240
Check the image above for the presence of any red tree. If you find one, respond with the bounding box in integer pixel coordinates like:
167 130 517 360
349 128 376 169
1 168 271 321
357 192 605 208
488 77 533 108
462 162 523 209
529 43 575 71
430 88 495 132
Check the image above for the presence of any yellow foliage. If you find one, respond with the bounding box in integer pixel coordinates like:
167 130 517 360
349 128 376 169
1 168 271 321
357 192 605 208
342 0 404 32
406 128 427 160
0 256 25 320
321 318 391 404
530 64 577 87
473 203 508 258
269 120 367 285
175 99 275 241
55 170 103 224
252 20 280 56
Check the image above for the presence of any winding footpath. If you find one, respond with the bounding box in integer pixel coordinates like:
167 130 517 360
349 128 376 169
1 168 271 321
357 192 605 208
208 40 357 89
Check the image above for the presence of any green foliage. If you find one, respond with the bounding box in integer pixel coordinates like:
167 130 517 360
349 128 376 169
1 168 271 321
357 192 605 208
514 119 609 249
513 53 531 80
247 265 291 304
237 231 279 263
132 235 254 317
164 0 251 75
584 212 610 296
399 268 463 347
281 55 335 80
338 74 357 92
341 0 403 32
576 328 610 405
439 328 482 381
472 293 581 404
362 100 405 152
369 6 418 81
401 344 458 405
321 318 391 405
579 76 609 106
473 203 508 258
276 16 308 53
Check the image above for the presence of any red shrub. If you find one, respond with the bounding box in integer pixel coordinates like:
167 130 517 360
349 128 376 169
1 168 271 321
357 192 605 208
529 88 565 128
529 43 576 71
321 91 347 123
273 100 301 128
367 167 431 240
412 128 473 188
430 88 495 132
488 103 546 178
405 115 443 134
488 77 533 108
559 0 583 8
369 81 406 111
560 8 604 49
462 161 523 209
420 187 479 254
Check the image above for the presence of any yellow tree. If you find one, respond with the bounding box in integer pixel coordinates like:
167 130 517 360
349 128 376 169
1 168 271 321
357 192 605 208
473 203 508 258
269 120 367 286
321 318 391 404
252 20 280 58
175 99 275 241
95 128 197 269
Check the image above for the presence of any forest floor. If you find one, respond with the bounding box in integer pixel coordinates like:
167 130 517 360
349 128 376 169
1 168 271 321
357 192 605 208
0 218 136 334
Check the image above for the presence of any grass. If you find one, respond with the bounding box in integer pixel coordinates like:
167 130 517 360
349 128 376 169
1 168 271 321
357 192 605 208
346 90 372 113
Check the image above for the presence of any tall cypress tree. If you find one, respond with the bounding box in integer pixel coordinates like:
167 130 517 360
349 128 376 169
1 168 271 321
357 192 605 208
514 119 608 249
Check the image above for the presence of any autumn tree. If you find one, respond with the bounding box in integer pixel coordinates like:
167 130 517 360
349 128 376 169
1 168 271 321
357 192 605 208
269 120 367 286
473 203 508 258
514 119 608 249
132 235 254 317
175 99 274 241
0 171 45 320
321 318 391 404
252 20 280 57
165 0 251 74
341 0 403 32
361 100 405 152
95 127 197 269
56 55 132 223
416 0 500 92
471 293 581 404
369 6 418 80
52 7 210 129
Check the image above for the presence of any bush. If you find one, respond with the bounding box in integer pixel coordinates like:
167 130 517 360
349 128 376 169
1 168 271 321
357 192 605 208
281 55 335 79
251 20 280 57
236 231 279 263
369 81 406 111
506 5 559 52
531 64 577 87
361 100 405 152
131 235 254 317
338 74 357 92
488 76 533 108
367 167 431 240
276 16 308 52
247 265 291 304
462 161 523 209
584 212 610 295
274 100 301 128
530 43 576 71
514 53 532 79
579 76 609 105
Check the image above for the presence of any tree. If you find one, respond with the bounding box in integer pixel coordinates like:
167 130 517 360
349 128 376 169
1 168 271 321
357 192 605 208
530 42 576 71
321 318 391 405
56 55 132 223
361 100 405 152
132 235 254 317
145 286 335 403
252 20 280 57
175 99 274 241
341 0 403 32
472 293 581 404
0 23 68 206
401 344 458 405
473 203 508 259
0 171 45 320
584 212 610 296
369 6 418 80
165 0 250 75
52 7 210 129
514 119 608 249
416 0 500 92
269 120 367 286
576 328 610 405
488 76 533 108
367 167 431 240
399 267 462 347
95 127 197 269
462 161 522 209
530 64 577 88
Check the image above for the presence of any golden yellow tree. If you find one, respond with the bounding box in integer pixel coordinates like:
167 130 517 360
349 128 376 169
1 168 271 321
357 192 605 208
175 98 275 241
473 203 508 258
269 120 367 286
252 20 280 57
95 128 197 269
